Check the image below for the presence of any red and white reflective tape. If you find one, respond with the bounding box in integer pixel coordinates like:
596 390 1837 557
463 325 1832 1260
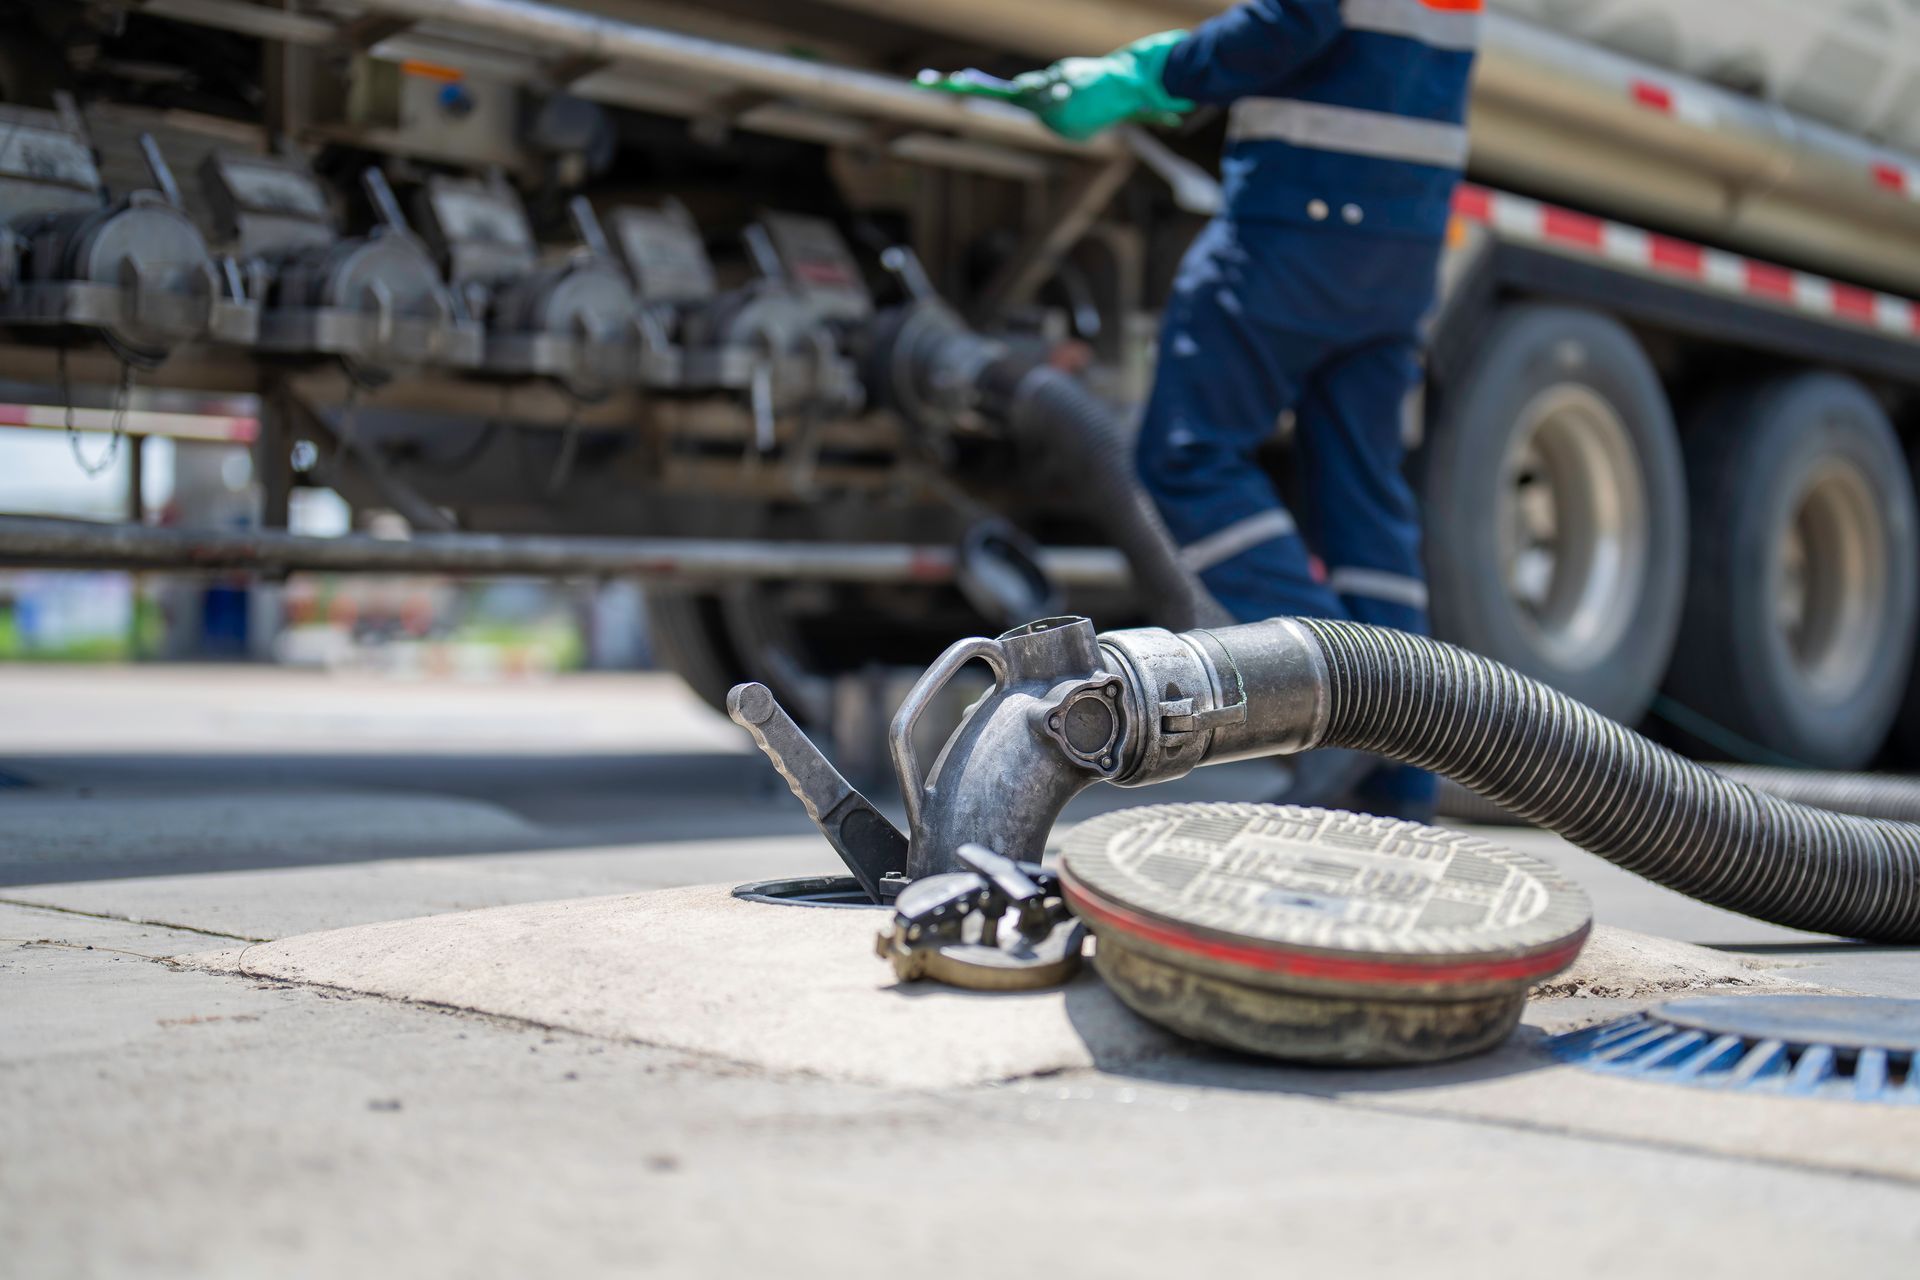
1452 183 1920 342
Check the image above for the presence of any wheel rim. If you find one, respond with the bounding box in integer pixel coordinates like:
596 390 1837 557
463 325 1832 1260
1499 385 1650 670
1775 459 1887 703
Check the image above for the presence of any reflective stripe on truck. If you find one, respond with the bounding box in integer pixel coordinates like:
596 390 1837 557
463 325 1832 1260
1452 183 1920 341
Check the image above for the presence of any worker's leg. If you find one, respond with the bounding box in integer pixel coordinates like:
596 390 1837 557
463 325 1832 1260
1294 333 1437 817
1294 335 1430 631
1136 219 1344 623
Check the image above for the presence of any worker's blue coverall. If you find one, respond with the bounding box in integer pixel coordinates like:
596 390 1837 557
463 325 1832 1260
1142 0 1481 813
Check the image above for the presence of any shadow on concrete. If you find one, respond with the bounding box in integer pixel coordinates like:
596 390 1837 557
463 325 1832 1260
1103 1030 1558 1098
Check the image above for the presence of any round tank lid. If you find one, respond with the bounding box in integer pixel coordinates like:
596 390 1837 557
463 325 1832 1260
1060 802 1592 993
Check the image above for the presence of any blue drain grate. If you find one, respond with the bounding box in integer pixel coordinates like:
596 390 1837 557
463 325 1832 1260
1548 995 1920 1106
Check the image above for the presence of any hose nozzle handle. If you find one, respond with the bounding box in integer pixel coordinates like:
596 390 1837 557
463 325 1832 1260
728 682 908 902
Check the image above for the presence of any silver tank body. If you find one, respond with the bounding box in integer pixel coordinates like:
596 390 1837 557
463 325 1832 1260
731 0 1920 292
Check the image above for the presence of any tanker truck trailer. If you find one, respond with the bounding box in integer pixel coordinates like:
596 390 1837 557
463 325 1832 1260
4 0 1920 768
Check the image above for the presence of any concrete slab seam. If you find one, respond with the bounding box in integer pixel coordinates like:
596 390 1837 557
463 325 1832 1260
0 896 269 944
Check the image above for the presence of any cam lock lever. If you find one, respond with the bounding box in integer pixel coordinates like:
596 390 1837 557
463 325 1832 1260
727 682 909 902
876 844 1086 991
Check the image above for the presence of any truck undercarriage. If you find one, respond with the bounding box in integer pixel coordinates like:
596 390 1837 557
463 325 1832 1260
7 0 1920 769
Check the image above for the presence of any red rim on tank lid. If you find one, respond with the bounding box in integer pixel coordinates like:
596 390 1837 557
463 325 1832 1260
1060 802 1593 1065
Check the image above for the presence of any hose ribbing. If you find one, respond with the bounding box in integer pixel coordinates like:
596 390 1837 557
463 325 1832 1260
1295 619 1920 943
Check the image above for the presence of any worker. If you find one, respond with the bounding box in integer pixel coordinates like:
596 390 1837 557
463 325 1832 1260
926 1 1481 820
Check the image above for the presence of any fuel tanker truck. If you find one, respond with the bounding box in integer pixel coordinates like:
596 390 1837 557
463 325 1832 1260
5 0 1920 769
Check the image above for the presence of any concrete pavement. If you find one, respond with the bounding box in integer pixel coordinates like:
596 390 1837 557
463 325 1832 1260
4 663 1919 1278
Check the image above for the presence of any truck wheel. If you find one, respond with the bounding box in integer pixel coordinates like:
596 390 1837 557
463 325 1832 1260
1665 374 1919 769
645 590 749 717
645 587 834 727
1891 433 1920 765
1423 304 1687 722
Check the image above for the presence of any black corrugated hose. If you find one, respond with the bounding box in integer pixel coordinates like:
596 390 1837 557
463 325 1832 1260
867 305 1227 632
1295 619 1920 943
990 361 1231 632
1440 769 1920 827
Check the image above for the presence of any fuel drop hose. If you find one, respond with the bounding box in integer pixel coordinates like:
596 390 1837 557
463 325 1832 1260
1291 620 1920 943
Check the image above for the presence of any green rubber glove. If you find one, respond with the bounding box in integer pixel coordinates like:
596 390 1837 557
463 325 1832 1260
918 31 1195 142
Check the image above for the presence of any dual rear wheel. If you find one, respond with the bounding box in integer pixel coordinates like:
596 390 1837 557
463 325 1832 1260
1424 304 1918 769
1668 375 1918 768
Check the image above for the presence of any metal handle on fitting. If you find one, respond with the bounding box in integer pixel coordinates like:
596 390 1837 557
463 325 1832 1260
889 635 1009 835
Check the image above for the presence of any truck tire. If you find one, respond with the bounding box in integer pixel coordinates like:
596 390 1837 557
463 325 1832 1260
1423 304 1687 723
1892 431 1920 765
645 590 749 717
1664 374 1919 769
645 587 834 727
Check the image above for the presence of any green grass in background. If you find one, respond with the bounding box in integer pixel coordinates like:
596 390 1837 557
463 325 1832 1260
0 600 165 662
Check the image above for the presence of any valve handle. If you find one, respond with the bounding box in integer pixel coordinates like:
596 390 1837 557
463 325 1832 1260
878 245 938 304
135 134 184 209
727 682 909 902
742 222 785 284
568 195 615 261
361 166 411 234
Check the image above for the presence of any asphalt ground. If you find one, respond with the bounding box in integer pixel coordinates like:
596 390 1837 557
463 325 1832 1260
4 663 1919 1278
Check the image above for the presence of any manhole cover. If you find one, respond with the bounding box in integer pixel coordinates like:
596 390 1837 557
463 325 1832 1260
1060 803 1592 1065
1550 995 1920 1104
